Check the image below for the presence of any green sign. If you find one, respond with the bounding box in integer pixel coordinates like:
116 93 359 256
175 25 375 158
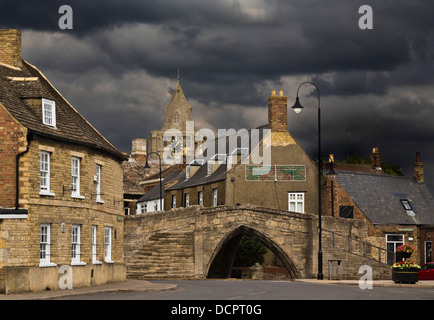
245 165 306 181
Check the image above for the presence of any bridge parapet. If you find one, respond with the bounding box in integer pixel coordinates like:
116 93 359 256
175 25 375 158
124 205 392 280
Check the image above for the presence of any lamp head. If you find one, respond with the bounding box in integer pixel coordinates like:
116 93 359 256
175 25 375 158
326 162 337 181
144 159 151 169
291 96 304 114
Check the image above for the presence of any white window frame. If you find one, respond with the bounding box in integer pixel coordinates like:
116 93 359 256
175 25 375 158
39 223 56 267
386 234 404 265
71 157 84 199
185 193 190 207
92 225 102 264
212 188 218 207
42 98 56 127
71 225 86 265
186 165 191 179
96 164 104 203
172 194 176 209
40 151 55 196
198 191 203 206
288 192 305 213
137 202 147 214
104 227 114 263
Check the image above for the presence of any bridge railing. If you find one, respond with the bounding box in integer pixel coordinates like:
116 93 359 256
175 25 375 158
322 228 396 265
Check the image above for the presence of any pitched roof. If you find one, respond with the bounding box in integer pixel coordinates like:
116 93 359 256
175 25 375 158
0 60 126 160
337 171 434 225
137 170 183 202
166 127 267 191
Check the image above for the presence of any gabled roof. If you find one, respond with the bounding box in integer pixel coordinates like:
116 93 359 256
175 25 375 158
337 171 434 225
0 60 126 160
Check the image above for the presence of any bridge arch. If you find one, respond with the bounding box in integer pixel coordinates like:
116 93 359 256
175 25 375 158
205 225 301 279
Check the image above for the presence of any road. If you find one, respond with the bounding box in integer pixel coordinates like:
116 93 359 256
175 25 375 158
53 279 434 300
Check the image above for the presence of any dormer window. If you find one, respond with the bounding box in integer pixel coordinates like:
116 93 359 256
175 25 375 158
401 199 415 217
42 98 56 127
207 154 227 176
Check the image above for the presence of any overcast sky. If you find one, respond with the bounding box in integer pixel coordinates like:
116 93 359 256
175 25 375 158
2 0 434 193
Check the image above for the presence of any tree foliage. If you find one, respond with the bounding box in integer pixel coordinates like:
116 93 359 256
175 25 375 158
344 155 404 176
233 236 268 267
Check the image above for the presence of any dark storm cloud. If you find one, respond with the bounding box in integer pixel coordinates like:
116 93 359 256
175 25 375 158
4 0 432 93
1 0 434 192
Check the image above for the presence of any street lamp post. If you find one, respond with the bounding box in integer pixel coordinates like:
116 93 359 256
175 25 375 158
291 81 323 280
144 152 163 211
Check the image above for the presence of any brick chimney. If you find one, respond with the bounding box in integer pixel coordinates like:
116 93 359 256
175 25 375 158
131 138 147 162
0 29 22 68
268 89 287 132
413 152 424 183
370 147 382 171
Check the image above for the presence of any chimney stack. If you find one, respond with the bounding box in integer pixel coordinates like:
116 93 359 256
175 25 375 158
0 29 22 68
370 147 382 171
413 152 424 183
268 89 287 132
131 138 147 162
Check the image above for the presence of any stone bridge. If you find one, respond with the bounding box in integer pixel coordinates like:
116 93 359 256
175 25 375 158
124 205 392 280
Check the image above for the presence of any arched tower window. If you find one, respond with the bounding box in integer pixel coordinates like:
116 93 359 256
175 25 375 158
174 112 180 124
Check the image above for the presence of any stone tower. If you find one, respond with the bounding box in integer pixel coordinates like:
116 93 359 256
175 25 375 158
147 74 194 158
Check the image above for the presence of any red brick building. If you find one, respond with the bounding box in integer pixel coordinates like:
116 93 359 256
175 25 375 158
322 148 434 266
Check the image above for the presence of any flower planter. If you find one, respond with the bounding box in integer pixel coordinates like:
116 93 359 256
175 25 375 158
392 269 419 284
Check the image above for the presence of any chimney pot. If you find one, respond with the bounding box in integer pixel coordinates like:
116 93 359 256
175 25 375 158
279 90 283 96
370 147 382 171
413 152 424 183
271 90 276 96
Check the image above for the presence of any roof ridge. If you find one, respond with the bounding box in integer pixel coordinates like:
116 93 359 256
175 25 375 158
22 60 125 159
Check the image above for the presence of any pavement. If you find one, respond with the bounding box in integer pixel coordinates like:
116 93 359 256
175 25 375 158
0 279 179 300
1 278 434 300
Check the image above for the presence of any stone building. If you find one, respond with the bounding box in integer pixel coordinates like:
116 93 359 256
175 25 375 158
322 149 434 266
0 29 127 293
163 89 319 215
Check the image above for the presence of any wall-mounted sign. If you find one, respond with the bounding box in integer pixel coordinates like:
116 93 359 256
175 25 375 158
245 165 306 181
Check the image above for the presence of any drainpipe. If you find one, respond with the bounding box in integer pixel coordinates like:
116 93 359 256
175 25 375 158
15 131 33 210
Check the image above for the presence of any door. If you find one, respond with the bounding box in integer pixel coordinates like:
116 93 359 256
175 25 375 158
425 241 432 264
386 234 404 265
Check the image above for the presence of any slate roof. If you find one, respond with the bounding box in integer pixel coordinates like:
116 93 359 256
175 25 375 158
166 127 266 191
137 170 183 202
0 60 126 160
337 171 434 225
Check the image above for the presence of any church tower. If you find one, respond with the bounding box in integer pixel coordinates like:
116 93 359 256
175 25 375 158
161 73 193 131
147 72 195 159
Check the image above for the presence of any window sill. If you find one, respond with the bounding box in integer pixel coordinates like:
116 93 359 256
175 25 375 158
104 260 115 264
92 260 103 265
71 194 85 200
96 199 105 204
71 261 87 266
39 261 57 268
39 191 55 197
